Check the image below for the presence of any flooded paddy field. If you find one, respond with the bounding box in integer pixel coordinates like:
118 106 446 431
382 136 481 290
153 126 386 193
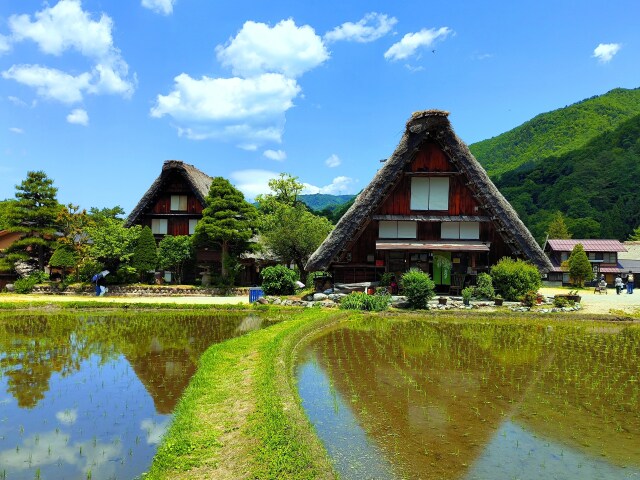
0 311 269 480
297 317 640 479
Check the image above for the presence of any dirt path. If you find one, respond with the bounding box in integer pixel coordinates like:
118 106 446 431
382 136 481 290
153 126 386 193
540 287 640 315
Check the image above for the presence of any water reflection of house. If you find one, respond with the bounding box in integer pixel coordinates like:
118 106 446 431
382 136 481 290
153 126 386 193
306 111 551 290
125 160 268 285
543 239 627 285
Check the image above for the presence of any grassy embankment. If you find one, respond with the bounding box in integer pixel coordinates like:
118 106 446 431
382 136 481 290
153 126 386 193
144 307 344 480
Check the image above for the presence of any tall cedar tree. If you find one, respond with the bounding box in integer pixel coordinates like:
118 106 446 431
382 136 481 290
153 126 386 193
547 211 572 239
566 243 593 287
629 226 640 241
194 177 257 279
2 171 61 271
132 226 158 281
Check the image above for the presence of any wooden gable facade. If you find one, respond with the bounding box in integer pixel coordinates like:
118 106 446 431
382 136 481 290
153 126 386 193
306 110 552 287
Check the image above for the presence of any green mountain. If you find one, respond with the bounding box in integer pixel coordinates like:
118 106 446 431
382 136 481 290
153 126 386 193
299 194 355 211
470 87 640 178
495 113 640 242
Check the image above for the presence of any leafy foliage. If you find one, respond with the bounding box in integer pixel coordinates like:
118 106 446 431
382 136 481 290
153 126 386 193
401 269 436 309
490 257 541 301
567 243 593 287
1 171 61 271
260 265 298 295
474 273 495 299
339 291 390 311
86 217 141 274
13 271 48 294
629 226 640 241
547 211 572 239
132 226 158 281
194 177 257 280
157 235 194 284
48 244 78 279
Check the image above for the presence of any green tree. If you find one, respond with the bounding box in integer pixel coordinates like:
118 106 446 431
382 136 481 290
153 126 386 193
56 204 95 277
48 244 78 280
1 171 61 272
0 199 16 230
193 177 257 281
629 226 640 241
490 257 542 301
132 226 157 281
255 173 304 212
89 205 126 224
86 218 141 275
157 235 194 284
566 243 593 287
547 211 572 239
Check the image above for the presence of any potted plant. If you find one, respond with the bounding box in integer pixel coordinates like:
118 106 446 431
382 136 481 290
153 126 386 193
438 296 448 305
462 287 473 306
494 294 504 306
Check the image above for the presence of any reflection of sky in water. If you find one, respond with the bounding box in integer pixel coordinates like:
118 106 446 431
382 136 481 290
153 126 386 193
465 420 640 480
296 359 396 480
0 354 168 480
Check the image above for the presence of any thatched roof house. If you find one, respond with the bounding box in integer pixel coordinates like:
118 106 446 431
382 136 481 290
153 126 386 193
125 160 212 229
306 110 552 286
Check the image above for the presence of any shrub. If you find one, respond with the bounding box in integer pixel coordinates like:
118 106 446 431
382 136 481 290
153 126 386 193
378 272 394 287
462 287 474 302
339 291 390 311
13 271 48 294
260 265 298 295
553 296 574 308
474 273 495 299
401 269 436 309
521 290 538 307
490 257 542 301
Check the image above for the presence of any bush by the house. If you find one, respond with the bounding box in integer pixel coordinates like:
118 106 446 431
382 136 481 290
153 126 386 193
13 271 48 294
401 268 436 309
474 272 495 299
339 291 390 311
260 265 298 295
490 257 541 301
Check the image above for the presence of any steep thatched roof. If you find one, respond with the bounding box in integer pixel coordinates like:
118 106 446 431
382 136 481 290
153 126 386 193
125 160 212 227
306 110 553 273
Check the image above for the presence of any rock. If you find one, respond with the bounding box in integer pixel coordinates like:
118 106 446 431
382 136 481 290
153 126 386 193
273 298 282 305
313 293 328 301
392 300 411 309
328 293 346 302
5 283 15 292
257 297 269 305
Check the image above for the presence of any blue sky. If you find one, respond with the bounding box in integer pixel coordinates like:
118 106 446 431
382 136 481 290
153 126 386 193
1 0 638 214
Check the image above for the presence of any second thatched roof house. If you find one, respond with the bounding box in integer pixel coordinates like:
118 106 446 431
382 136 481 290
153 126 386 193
306 110 552 288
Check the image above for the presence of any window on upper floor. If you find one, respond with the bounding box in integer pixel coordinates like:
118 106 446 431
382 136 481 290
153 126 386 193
441 221 480 240
410 177 449 211
151 219 168 235
188 219 198 235
170 195 188 211
379 221 417 239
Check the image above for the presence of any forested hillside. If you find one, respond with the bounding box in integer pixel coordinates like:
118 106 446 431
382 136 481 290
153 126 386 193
470 87 640 178
299 194 354 211
495 114 640 242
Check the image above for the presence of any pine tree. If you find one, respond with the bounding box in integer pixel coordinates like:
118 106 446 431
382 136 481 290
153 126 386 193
132 226 158 282
1 171 61 272
193 177 257 281
547 211 572 239
629 226 640 241
567 243 593 287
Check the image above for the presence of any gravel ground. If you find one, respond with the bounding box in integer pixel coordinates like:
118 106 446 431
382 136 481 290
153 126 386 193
540 287 640 315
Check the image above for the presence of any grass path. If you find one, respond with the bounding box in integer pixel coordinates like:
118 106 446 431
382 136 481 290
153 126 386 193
144 308 342 480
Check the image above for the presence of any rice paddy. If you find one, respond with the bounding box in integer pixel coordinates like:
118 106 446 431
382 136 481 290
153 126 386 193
0 311 269 480
296 315 640 479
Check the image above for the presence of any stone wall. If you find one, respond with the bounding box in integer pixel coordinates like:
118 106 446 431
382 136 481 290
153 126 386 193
29 284 250 297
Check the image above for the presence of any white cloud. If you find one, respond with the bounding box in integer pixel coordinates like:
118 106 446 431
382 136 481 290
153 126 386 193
325 154 341 167
55 409 78 425
141 0 176 15
215 19 329 78
593 43 621 63
302 176 355 195
324 12 397 43
141 418 170 445
152 73 300 146
264 149 287 161
384 27 452 61
2 65 92 104
9 127 24 134
67 108 89 126
229 169 280 200
5 0 135 102
0 34 10 55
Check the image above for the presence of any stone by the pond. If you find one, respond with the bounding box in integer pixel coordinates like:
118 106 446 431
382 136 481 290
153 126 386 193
313 293 328 301
5 283 14 292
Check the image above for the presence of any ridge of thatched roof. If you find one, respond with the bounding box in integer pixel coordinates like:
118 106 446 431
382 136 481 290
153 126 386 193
306 110 553 273
125 160 212 227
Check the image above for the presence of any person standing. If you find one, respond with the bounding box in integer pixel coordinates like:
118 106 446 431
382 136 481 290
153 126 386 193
627 271 635 294
614 274 623 295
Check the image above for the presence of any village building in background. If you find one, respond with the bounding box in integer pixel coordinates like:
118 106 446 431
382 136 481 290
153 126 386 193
306 110 552 291
125 160 268 286
544 239 627 286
